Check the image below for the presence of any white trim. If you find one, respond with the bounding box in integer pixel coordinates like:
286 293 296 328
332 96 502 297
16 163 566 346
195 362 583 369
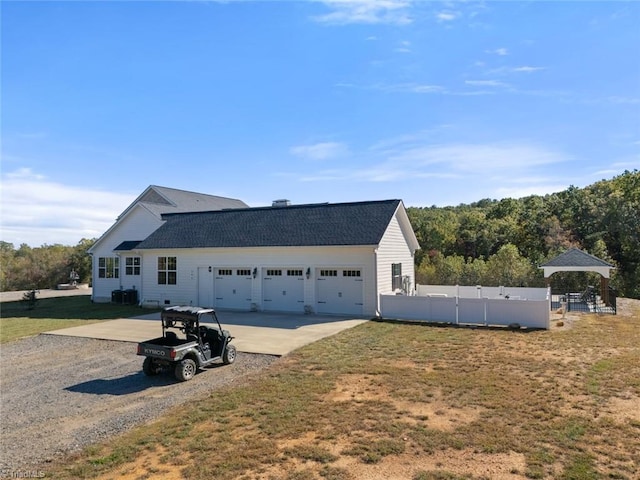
541 265 612 278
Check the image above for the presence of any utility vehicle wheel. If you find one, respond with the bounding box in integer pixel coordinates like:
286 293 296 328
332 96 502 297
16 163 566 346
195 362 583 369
175 358 197 382
223 344 237 365
142 357 160 376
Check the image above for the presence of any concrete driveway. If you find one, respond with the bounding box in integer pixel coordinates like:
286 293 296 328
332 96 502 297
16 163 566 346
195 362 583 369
44 310 368 356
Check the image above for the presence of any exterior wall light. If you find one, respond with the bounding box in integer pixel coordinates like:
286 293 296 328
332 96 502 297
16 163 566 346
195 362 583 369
253 267 258 278
306 267 311 279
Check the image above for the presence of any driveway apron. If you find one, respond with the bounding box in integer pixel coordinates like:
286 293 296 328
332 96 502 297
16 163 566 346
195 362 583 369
44 310 368 356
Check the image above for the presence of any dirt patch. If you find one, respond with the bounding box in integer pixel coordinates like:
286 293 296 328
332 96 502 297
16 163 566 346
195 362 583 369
603 395 640 424
325 374 482 432
241 443 526 480
550 310 581 330
333 449 527 479
96 445 184 480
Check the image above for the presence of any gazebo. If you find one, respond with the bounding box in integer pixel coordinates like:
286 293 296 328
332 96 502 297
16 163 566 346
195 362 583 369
540 248 616 308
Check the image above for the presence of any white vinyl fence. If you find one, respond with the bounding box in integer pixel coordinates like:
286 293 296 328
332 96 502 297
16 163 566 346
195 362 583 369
380 285 550 329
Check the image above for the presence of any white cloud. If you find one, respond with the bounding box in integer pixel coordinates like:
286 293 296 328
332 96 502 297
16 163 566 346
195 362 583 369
276 133 581 205
341 80 565 98
289 141 349 160
465 80 509 88
486 65 546 76
389 142 569 171
512 66 546 73
395 40 412 53
436 10 459 22
5 167 45 181
312 0 413 25
0 169 135 247
486 47 509 56
371 83 446 94
604 96 640 105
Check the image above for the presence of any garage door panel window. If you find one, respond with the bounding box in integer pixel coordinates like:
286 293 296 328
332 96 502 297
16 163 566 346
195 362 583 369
266 269 282 276
158 256 177 285
237 269 251 276
320 270 337 277
218 269 232 276
287 269 303 276
343 270 361 277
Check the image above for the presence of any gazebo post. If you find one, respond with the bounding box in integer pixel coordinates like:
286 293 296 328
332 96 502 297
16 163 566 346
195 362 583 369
601 276 609 306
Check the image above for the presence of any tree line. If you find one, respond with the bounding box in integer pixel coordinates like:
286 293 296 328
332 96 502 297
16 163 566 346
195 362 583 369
0 238 95 292
407 170 639 298
1 170 638 298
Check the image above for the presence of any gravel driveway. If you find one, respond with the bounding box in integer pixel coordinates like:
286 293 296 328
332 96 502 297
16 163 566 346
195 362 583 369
0 334 277 471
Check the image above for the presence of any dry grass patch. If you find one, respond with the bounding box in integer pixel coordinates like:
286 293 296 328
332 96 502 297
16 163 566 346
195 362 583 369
50 300 640 480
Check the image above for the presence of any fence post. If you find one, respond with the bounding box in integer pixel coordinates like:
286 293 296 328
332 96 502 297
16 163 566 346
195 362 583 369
484 298 488 326
455 295 459 325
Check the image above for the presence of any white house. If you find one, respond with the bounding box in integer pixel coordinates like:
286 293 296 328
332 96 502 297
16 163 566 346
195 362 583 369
89 186 420 317
88 185 248 303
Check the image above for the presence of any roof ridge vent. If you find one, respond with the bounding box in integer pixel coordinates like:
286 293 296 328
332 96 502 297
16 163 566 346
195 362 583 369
272 199 291 207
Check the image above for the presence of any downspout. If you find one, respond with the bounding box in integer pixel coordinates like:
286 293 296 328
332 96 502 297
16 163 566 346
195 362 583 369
373 247 379 317
134 250 142 307
89 253 95 303
115 252 123 291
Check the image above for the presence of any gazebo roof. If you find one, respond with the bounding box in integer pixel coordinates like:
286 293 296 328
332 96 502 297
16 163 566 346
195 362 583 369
540 248 614 268
540 248 615 278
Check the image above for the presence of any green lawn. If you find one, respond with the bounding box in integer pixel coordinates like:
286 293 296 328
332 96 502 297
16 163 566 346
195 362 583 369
48 301 640 480
0 296 158 343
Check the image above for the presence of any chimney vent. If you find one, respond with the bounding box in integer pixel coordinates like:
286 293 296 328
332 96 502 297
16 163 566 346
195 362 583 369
272 199 291 207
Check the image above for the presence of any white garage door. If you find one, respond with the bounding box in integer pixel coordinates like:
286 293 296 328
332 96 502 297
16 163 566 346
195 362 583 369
316 268 363 315
214 268 253 310
263 268 304 312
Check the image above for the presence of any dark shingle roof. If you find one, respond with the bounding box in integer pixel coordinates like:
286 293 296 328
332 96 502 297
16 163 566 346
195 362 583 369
540 248 614 268
136 200 402 249
114 240 143 251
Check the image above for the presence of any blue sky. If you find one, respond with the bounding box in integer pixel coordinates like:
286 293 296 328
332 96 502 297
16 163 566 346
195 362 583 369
1 0 639 247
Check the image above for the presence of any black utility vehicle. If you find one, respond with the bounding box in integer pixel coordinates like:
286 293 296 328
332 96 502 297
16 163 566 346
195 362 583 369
137 306 236 382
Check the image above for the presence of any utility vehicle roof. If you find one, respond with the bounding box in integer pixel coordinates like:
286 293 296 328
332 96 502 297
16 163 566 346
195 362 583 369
162 306 216 316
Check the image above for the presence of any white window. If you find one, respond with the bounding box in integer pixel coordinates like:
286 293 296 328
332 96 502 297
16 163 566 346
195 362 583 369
125 257 141 276
158 256 177 285
392 263 402 290
98 257 119 279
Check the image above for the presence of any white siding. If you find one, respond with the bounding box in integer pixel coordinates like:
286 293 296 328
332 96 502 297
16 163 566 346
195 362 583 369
137 246 378 316
91 206 163 302
376 212 416 300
